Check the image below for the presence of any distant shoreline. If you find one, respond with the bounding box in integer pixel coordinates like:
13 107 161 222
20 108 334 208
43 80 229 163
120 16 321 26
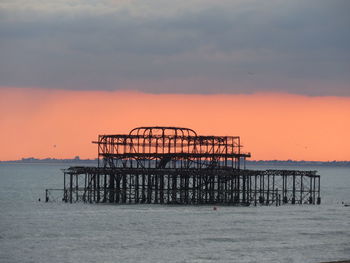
1 158 349 167
0 157 98 165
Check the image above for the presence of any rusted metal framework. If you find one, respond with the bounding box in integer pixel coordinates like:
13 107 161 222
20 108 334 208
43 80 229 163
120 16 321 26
45 127 321 206
96 126 249 170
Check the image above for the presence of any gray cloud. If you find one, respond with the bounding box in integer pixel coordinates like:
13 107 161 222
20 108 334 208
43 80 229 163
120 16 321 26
0 0 349 95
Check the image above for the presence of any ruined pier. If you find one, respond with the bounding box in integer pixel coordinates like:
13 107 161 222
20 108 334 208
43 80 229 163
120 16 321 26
46 126 321 206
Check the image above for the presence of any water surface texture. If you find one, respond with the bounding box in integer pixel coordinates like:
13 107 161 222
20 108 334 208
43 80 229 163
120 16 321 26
0 163 349 263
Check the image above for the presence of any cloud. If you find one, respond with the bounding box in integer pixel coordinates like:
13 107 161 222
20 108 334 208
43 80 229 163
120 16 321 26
0 0 349 95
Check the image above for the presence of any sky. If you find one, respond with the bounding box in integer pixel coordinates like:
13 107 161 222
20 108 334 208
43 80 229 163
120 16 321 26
0 0 349 161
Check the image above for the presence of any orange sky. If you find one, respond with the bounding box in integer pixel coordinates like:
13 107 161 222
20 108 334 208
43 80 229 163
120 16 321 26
0 87 349 161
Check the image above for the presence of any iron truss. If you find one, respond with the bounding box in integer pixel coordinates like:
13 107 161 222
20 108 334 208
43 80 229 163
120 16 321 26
45 127 320 206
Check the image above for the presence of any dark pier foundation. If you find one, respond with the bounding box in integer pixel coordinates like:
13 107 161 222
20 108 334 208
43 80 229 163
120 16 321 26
57 167 320 205
45 127 321 206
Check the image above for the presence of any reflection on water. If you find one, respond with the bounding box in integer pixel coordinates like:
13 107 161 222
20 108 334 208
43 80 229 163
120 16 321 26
0 163 349 263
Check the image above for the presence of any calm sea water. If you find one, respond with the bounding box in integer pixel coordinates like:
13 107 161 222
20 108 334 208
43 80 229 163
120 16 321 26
0 163 349 263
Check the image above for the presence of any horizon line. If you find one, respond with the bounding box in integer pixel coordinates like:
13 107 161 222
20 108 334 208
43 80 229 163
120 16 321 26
1 157 350 163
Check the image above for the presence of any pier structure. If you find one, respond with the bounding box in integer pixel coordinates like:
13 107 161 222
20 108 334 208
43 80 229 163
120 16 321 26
46 126 321 206
96 126 248 170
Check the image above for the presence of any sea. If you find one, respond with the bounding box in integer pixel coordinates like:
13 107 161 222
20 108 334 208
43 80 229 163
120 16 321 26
0 163 349 263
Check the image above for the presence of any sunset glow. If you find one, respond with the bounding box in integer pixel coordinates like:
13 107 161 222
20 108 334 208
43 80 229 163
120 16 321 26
1 88 349 161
